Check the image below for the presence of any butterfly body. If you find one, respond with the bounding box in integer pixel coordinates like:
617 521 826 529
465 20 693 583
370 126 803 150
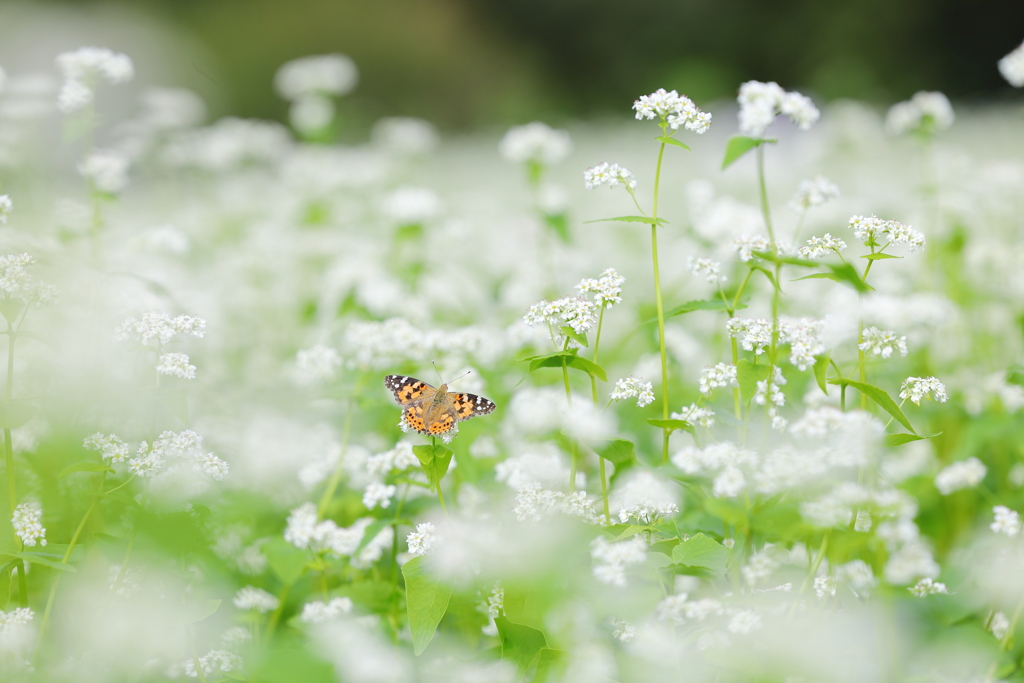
385 375 496 436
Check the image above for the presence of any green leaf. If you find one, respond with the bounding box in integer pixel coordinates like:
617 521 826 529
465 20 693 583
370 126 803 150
884 432 942 447
13 552 76 572
0 400 36 429
655 136 691 151
813 353 831 395
603 524 654 541
722 135 774 170
582 216 667 226
58 461 115 478
736 359 771 405
495 615 547 671
264 537 308 586
860 252 902 261
158 388 189 425
827 378 915 433
793 263 874 294
559 326 588 348
543 213 570 242
671 533 729 574
258 645 335 683
402 556 453 656
751 251 819 268
530 647 567 683
177 598 221 625
750 265 780 292
0 298 24 325
597 439 636 466
413 444 454 491
1007 365 1024 388
664 298 747 319
646 418 695 435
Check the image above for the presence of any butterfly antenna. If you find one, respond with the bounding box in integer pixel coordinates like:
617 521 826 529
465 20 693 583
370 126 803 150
448 370 472 386
431 360 444 384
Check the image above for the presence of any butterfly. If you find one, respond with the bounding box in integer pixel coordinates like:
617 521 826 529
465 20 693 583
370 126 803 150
384 374 496 437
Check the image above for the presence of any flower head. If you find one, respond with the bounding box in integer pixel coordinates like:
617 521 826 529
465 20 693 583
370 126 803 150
885 91 954 135
900 376 948 405
295 344 342 385
687 257 726 284
699 363 738 396
789 176 839 212
56 46 133 114
157 352 197 379
934 457 986 495
610 376 655 408
0 195 11 224
584 162 636 190
848 215 925 251
575 268 625 308
78 149 130 194
407 522 440 556
991 505 1021 537
738 81 819 137
499 122 572 165
274 54 358 100
633 88 711 133
233 586 279 613
999 41 1024 87
12 502 46 547
858 327 908 359
798 234 847 259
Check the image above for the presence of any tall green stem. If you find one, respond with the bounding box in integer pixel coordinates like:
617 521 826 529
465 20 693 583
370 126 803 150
651 141 670 463
318 375 365 518
589 307 610 523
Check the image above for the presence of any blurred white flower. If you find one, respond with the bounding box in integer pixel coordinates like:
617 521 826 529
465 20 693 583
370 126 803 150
991 505 1021 537
274 53 358 100
12 502 46 547
294 344 341 385
233 586 279 613
372 116 439 154
0 195 11 224
78 149 130 193
499 122 572 165
858 326 908 359
157 352 197 379
407 522 440 557
300 597 354 624
610 376 655 408
885 91 954 135
56 46 133 114
789 175 839 212
737 80 819 137
590 535 646 587
999 41 1024 87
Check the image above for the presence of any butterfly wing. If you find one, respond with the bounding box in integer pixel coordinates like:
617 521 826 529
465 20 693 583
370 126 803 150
385 375 432 406
450 393 497 422
403 404 429 433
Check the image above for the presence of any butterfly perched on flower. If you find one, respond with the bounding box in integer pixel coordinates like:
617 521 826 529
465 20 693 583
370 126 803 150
385 374 496 438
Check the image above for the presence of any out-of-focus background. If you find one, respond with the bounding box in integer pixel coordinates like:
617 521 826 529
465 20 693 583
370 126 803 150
3 0 1023 131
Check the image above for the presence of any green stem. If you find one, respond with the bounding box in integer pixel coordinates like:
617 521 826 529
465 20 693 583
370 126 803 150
188 625 209 683
650 139 671 464
317 377 365 518
589 307 609 521
430 437 450 519
263 582 291 641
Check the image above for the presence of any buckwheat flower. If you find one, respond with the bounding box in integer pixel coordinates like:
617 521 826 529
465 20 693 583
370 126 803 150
590 536 647 587
614 471 679 523
233 586 279 613
611 618 635 642
738 81 819 137
84 432 131 462
999 41 1024 86
814 575 837 598
712 466 746 498
632 88 712 133
157 352 197 379
362 481 396 510
991 505 1022 537
743 549 781 586
485 583 505 621
990 612 1011 640
900 376 948 405
934 457 987 495
782 318 826 370
295 344 341 385
858 326 908 359
699 363 738 396
837 560 878 596
0 195 11 224
499 122 572 165
575 268 625 308
56 46 133 114
140 86 206 130
885 91 954 135
300 597 354 624
584 162 636 190
908 577 949 597
407 522 440 557
550 296 598 335
366 441 418 476
78 148 130 193
0 607 34 635
114 311 206 348
372 116 439 154
687 257 726 284
183 650 243 679
671 403 715 429
57 78 92 113
289 94 334 133
194 452 229 481
731 234 771 262
753 367 787 407
727 609 762 635
789 175 839 212
382 186 441 225
274 53 358 100
128 442 165 477
610 376 655 407
0 253 35 294
12 502 46 547
798 234 847 259
727 317 773 355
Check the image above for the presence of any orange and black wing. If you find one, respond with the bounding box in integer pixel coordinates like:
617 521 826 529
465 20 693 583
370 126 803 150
385 375 432 406
450 393 496 422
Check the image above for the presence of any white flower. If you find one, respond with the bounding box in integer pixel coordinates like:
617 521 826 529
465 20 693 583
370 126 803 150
372 117 439 154
157 352 197 379
83 432 130 462
610 376 655 408
523 296 598 338
814 575 837 598
753 367 787 407
0 607 34 635
737 81 819 137
0 253 35 294
182 650 243 679
289 94 334 133
798 234 847 259
699 363 738 396
726 317 772 355
575 268 625 308
613 471 679 524
900 376 948 405
12 502 46 547
0 195 11 224
687 257 726 284
295 344 342 385
194 452 229 481
499 122 572 165
727 609 762 635
671 403 715 429
114 311 206 348
990 612 1011 640
885 91 955 135
848 215 925 251
512 484 598 523
300 597 354 624
78 149 130 194
382 186 441 224
934 457 987 495
584 162 636 190
782 318 826 370
999 41 1024 87
858 326 908 359
632 88 712 133
731 234 771 262
611 618 635 642
233 586 279 613
991 505 1022 537
789 176 839 211
908 577 949 597
362 481 396 510
407 522 440 556
590 536 647 587
274 54 358 100
56 46 133 114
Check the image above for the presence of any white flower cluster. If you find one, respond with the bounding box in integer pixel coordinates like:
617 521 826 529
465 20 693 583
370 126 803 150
610 376 655 408
858 326 908 359
83 433 130 462
382 186 442 225
885 91 955 135
934 457 986 495
990 612 1010 640
512 484 598 523
991 505 1021 537
900 376 948 405
583 162 636 190
0 195 11 224
372 116 439 155
78 148 130 194
156 352 197 380
789 175 839 212
523 296 598 336
687 257 726 285
406 522 440 556
161 118 292 171
726 317 825 370
366 441 419 476
300 597 354 624
908 577 949 597
233 586 279 613
499 122 572 165
800 483 915 529
727 317 772 355
656 593 724 626
590 536 647 587
999 41 1024 87
295 344 342 385
0 607 34 636
342 318 505 370
737 81 820 138
182 650 243 679
55 46 133 114
114 311 206 348
0 253 56 305
753 366 787 407
362 481 397 510
274 54 358 100
285 503 390 564
699 363 738 396
731 234 770 262
12 502 46 547
788 407 883 439
575 268 625 308
120 430 228 480
632 88 712 133
848 215 926 251
671 403 715 429
798 234 847 259
613 471 679 523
